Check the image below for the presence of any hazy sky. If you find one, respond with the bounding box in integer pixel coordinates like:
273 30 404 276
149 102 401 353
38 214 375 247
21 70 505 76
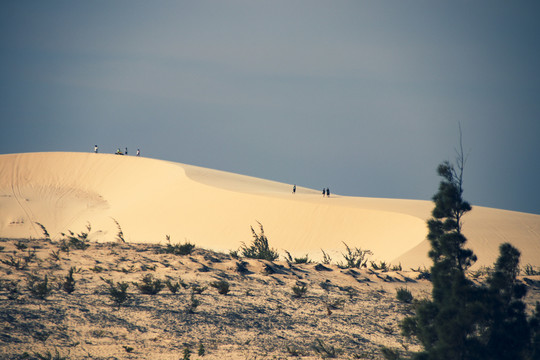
1 1 539 215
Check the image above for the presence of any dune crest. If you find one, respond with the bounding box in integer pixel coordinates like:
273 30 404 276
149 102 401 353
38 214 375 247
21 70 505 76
1 152 539 268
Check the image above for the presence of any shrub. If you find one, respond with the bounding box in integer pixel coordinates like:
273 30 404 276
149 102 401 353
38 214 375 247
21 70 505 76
62 228 90 250
210 280 230 295
191 283 207 294
112 218 125 243
292 282 308 298
165 279 186 294
524 264 540 276
381 346 401 360
240 222 279 261
103 278 130 306
391 263 403 271
62 267 76 294
27 274 53 299
134 274 165 295
35 222 51 241
198 343 205 356
371 260 389 272
163 235 195 256
396 287 413 303
321 249 332 265
187 291 201 313
312 338 337 358
285 250 311 264
339 242 372 269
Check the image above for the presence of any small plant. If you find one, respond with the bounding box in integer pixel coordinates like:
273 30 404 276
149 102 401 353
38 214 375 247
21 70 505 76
339 242 372 269
183 347 191 360
292 282 308 298
391 263 403 271
240 222 279 261
229 249 239 259
63 228 90 250
187 291 201 313
396 287 413 303
134 273 165 295
35 222 51 241
31 349 69 360
210 280 230 295
112 218 125 243
123 345 134 353
321 249 332 265
411 266 431 280
62 267 76 294
198 342 205 356
191 283 207 294
15 241 28 251
371 260 389 272
163 235 196 255
103 278 130 306
165 278 186 294
27 274 53 299
381 346 401 360
524 264 540 276
312 338 337 358
285 250 311 264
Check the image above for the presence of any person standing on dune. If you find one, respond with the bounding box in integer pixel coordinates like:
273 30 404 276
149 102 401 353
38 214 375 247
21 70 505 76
94 145 98 153
322 188 326 197
326 188 330 197
136 149 140 156
293 184 296 194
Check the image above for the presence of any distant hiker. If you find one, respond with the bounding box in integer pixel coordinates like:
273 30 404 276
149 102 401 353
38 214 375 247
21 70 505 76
125 147 128 155
293 184 296 194
116 148 123 155
136 149 140 156
326 188 330 197
322 188 326 197
94 145 98 153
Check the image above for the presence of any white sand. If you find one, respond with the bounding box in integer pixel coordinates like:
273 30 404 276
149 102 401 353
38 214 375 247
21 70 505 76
1 152 539 268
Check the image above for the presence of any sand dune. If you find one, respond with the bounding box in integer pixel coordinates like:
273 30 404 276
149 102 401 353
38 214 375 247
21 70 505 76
1 152 539 268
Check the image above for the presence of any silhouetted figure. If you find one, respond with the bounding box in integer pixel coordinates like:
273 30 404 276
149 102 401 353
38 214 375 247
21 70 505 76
116 148 123 155
94 145 98 153
293 184 296 194
322 188 326 197
136 149 140 156
326 188 330 197
125 147 128 155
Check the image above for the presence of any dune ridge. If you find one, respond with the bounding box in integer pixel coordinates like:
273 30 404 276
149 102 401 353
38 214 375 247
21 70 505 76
1 152 539 268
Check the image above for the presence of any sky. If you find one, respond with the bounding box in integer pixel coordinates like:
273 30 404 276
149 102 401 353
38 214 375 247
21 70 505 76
1 1 539 215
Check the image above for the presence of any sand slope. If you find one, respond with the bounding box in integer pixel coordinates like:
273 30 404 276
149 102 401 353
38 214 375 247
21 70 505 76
1 152 539 268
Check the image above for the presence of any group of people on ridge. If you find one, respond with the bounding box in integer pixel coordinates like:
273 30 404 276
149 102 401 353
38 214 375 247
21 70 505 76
94 145 140 156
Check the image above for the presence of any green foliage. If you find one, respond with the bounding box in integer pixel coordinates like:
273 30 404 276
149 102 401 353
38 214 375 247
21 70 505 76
112 218 125 243
339 242 372 269
182 347 191 360
134 274 165 295
524 264 540 276
240 222 279 261
27 274 53 299
35 222 51 241
102 278 130 306
312 338 337 358
62 267 76 294
381 346 401 360
187 291 201 313
198 342 205 356
31 349 69 360
165 278 186 294
292 282 308 298
401 152 540 359
285 250 311 264
396 287 413 303
210 280 230 295
163 235 195 256
61 227 90 250
371 260 389 271
321 249 332 265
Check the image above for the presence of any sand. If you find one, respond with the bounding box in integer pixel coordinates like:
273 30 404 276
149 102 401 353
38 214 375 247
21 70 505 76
1 152 539 269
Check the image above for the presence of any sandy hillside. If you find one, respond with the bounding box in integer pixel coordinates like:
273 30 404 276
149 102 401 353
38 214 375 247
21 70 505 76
1 237 539 360
1 152 539 268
